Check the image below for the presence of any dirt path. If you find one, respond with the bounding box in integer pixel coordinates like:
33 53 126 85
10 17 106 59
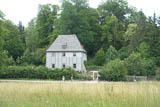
0 80 99 84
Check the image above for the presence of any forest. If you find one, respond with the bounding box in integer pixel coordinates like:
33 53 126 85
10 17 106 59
0 0 160 80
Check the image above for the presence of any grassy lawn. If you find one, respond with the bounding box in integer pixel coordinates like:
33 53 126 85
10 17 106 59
0 81 160 107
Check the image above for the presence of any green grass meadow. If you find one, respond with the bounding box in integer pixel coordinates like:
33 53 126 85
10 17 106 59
0 81 160 107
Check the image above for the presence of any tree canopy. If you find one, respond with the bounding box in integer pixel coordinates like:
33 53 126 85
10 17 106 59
0 0 160 74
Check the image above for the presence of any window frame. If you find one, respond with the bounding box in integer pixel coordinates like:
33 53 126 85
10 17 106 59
73 64 76 68
73 53 76 57
52 64 55 68
62 52 65 57
52 53 56 57
62 64 65 68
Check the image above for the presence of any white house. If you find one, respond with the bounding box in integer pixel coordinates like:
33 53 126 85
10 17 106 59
46 34 87 72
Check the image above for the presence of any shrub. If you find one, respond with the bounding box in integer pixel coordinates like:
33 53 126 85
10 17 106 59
0 66 87 80
124 53 144 76
99 59 127 81
124 53 156 76
141 59 156 76
156 68 160 80
75 74 92 80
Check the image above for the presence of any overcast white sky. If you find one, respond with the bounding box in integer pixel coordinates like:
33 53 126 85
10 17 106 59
0 0 160 26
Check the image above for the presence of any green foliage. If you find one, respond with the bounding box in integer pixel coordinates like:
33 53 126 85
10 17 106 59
146 18 160 66
124 53 144 76
34 48 46 65
118 46 131 60
16 48 46 66
124 53 156 76
86 8 102 54
6 56 15 66
36 4 59 47
0 66 91 80
84 59 95 66
76 74 92 80
124 24 137 43
18 21 25 44
0 12 9 68
22 4 59 65
98 0 130 26
19 51 34 65
3 20 25 60
141 59 157 76
86 66 102 71
156 68 160 80
25 19 38 54
0 0 160 79
100 59 127 81
55 0 95 55
0 10 4 20
128 11 147 51
138 42 150 58
95 48 105 66
0 51 8 69
106 45 118 63
101 16 123 49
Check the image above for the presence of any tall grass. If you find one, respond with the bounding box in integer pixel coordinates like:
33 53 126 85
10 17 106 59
0 81 160 107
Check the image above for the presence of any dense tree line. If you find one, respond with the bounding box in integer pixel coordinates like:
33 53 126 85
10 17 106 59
0 0 160 78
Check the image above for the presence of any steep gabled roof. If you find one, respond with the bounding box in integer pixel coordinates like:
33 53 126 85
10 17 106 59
46 35 86 53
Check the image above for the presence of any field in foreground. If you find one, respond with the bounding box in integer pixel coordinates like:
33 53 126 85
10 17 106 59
0 81 160 107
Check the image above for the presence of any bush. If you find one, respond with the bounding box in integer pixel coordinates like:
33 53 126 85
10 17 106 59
99 59 127 81
75 74 92 81
124 53 156 76
0 66 90 80
156 68 160 80
141 59 156 76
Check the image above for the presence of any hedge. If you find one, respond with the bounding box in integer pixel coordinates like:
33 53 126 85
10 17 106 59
0 66 92 80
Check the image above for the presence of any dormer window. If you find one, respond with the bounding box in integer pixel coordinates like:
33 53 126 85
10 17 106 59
62 42 67 49
62 52 65 56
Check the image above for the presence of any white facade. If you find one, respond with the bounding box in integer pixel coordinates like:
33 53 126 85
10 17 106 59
46 35 87 72
46 51 87 72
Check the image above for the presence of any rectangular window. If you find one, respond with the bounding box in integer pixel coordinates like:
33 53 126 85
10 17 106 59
62 52 65 56
52 53 55 57
73 53 76 56
63 64 65 68
52 64 55 68
73 64 76 68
